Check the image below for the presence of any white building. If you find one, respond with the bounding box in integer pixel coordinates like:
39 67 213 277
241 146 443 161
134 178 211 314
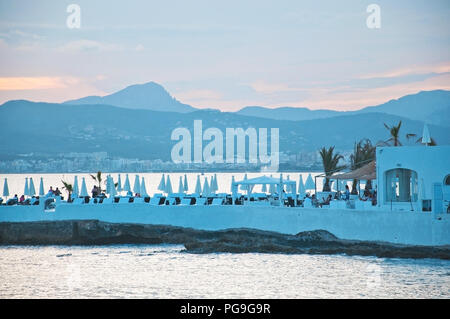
376 145 450 214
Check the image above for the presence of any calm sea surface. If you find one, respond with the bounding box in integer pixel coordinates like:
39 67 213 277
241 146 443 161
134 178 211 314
0 245 449 299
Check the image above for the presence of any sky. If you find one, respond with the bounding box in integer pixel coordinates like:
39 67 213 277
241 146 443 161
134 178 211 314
0 0 449 111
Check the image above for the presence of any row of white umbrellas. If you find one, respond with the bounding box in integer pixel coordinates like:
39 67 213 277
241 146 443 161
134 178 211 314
2 177 46 198
157 173 219 196
1 173 351 199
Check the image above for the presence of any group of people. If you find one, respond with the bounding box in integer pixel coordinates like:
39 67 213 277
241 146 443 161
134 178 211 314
91 185 110 198
46 186 61 197
303 184 377 208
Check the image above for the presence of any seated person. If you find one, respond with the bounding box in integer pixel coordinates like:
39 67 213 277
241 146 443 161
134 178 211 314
311 194 319 207
46 187 54 197
54 188 62 196
7 195 18 205
19 194 25 204
343 185 350 200
360 189 371 201
30 196 39 205
320 194 333 207
91 186 98 198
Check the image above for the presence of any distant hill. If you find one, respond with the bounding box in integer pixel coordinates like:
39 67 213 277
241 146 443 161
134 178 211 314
356 90 450 127
1 100 449 161
235 90 450 127
236 106 340 121
64 81 196 113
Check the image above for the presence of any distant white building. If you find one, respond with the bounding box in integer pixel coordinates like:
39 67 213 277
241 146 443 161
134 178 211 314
376 145 450 213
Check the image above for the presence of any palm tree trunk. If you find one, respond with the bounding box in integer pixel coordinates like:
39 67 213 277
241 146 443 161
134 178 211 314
351 179 358 194
323 178 331 192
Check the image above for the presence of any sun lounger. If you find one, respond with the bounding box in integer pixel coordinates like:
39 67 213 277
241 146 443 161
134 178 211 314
133 197 145 204
303 199 313 208
196 197 207 205
150 196 165 205
101 197 113 204
211 198 224 206
180 198 192 206
72 198 84 205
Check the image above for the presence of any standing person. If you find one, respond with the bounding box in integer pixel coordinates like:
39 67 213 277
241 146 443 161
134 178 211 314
344 185 350 201
54 187 61 196
92 185 98 198
46 187 54 197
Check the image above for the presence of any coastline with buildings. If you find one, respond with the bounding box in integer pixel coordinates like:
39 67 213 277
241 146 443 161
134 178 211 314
0 150 328 173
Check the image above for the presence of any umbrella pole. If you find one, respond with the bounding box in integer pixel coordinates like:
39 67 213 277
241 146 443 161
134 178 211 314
314 176 317 195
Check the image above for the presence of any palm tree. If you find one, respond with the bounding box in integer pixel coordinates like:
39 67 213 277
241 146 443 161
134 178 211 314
319 146 344 191
61 180 73 202
350 139 376 194
382 121 402 146
90 171 103 193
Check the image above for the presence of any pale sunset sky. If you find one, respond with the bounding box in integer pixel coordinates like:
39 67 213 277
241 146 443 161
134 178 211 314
0 0 449 111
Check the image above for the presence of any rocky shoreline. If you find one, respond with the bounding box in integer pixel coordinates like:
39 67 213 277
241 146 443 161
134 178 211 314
0 220 449 259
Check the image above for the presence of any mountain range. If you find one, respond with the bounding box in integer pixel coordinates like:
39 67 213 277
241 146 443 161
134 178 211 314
64 82 195 113
64 81 450 127
236 90 450 127
0 82 449 163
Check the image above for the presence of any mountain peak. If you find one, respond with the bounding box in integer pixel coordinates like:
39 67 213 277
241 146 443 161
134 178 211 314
64 81 196 113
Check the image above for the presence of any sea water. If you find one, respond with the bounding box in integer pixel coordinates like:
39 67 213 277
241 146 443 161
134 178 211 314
0 245 448 299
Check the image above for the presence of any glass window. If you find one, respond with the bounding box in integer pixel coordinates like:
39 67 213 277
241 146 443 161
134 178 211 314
385 169 418 203
444 175 450 186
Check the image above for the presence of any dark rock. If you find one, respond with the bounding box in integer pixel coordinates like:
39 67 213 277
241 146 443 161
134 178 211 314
0 220 449 260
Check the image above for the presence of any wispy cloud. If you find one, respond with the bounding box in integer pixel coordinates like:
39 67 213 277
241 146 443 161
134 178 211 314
57 39 123 53
0 76 79 91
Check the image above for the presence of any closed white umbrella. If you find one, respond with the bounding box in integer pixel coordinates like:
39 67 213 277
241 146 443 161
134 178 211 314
269 174 276 194
231 175 236 193
195 175 202 194
178 176 184 193
72 176 79 199
140 177 148 197
80 177 88 197
158 174 166 192
105 174 111 195
262 182 267 193
24 178 30 196
123 174 131 193
165 175 173 195
184 174 189 192
3 178 9 198
117 174 123 192
240 174 248 192
298 174 306 195
212 174 218 193
109 175 117 197
422 123 431 145
39 177 45 196
305 174 315 190
340 180 347 191
203 177 210 196
29 178 36 196
330 179 336 191
133 174 141 195
209 176 215 194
